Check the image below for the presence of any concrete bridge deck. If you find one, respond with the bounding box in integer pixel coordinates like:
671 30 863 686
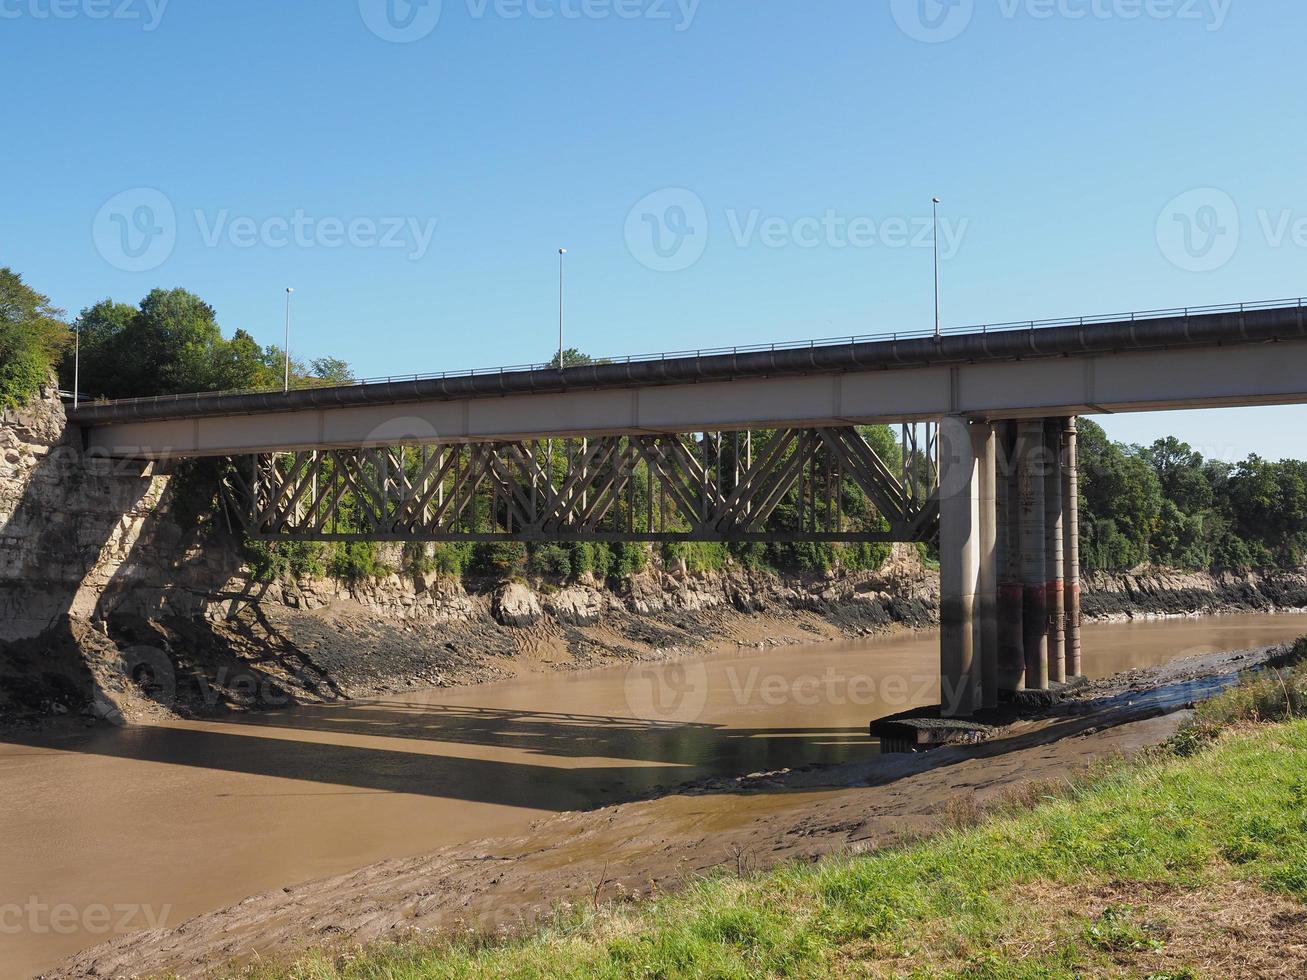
69 299 1307 459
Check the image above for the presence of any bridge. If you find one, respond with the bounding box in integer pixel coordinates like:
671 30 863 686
67 298 1307 718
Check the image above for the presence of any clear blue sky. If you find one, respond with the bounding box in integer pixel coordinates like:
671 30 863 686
3 0 1304 460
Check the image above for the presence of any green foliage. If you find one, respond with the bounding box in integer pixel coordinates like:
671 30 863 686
470 541 527 579
0 269 69 407
65 288 353 399
661 541 729 574
1079 422 1307 573
1173 638 1307 754
566 542 612 582
328 541 391 581
610 541 649 581
403 543 473 579
529 543 572 581
245 539 326 583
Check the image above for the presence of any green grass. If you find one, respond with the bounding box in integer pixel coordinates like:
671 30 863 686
241 649 1307 980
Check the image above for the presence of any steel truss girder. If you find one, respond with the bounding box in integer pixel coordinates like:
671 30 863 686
222 428 941 544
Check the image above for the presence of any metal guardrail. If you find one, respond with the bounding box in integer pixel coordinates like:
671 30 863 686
86 296 1307 409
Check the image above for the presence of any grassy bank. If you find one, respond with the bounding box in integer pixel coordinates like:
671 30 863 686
247 646 1307 980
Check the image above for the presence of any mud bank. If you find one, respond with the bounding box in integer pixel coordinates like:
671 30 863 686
45 643 1290 980
1082 568 1307 621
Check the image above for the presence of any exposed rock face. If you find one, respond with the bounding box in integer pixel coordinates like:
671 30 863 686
1082 568 1307 620
493 583 543 627
544 587 606 626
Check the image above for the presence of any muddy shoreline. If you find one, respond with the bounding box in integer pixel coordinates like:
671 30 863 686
42 641 1297 980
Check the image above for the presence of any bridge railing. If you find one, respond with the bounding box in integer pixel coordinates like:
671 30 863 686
84 295 1306 409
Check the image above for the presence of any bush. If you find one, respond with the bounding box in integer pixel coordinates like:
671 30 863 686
470 541 527 579
661 541 728 574
529 543 572 581
563 542 616 582
245 539 326 583
0 268 69 408
404 542 472 579
610 541 649 581
328 541 391 581
1173 638 1307 754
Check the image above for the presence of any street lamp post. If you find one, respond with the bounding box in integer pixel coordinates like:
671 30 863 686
284 287 294 393
73 323 80 408
558 248 567 370
932 197 942 338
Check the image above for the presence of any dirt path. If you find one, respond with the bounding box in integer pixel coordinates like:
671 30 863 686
46 645 1285 980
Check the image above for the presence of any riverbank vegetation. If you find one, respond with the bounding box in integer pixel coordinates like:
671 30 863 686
244 641 1307 979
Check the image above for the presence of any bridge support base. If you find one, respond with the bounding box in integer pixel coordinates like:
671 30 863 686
937 417 998 717
1063 418 1083 679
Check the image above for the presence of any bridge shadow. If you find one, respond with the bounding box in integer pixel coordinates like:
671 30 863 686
0 390 307 724
0 395 159 721
0 709 873 812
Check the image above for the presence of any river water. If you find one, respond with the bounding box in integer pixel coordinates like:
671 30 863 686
2 613 1304 977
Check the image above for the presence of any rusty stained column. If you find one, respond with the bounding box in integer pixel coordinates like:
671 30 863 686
975 421 999 709
995 420 1025 692
937 416 983 717
1044 418 1066 685
1062 417 1083 678
1017 419 1049 691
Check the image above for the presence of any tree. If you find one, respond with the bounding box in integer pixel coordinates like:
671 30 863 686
0 268 69 407
65 289 354 399
547 348 596 369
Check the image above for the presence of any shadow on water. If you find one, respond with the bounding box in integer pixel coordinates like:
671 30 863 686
0 714 872 810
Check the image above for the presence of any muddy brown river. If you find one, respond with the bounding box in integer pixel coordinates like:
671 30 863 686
3 613 1305 978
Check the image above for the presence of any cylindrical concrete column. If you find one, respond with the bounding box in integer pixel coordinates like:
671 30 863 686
995 420 1024 692
937 416 982 717
1044 418 1066 685
1062 417 1083 678
1017 420 1048 691
975 422 998 710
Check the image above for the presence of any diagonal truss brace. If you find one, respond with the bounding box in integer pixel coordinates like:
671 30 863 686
222 427 941 544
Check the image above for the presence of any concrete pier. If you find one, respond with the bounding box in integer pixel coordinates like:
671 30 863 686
1062 417 1083 678
937 416 984 716
940 414 1083 711
1017 420 1049 691
1044 418 1066 685
976 423 999 709
995 420 1025 692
